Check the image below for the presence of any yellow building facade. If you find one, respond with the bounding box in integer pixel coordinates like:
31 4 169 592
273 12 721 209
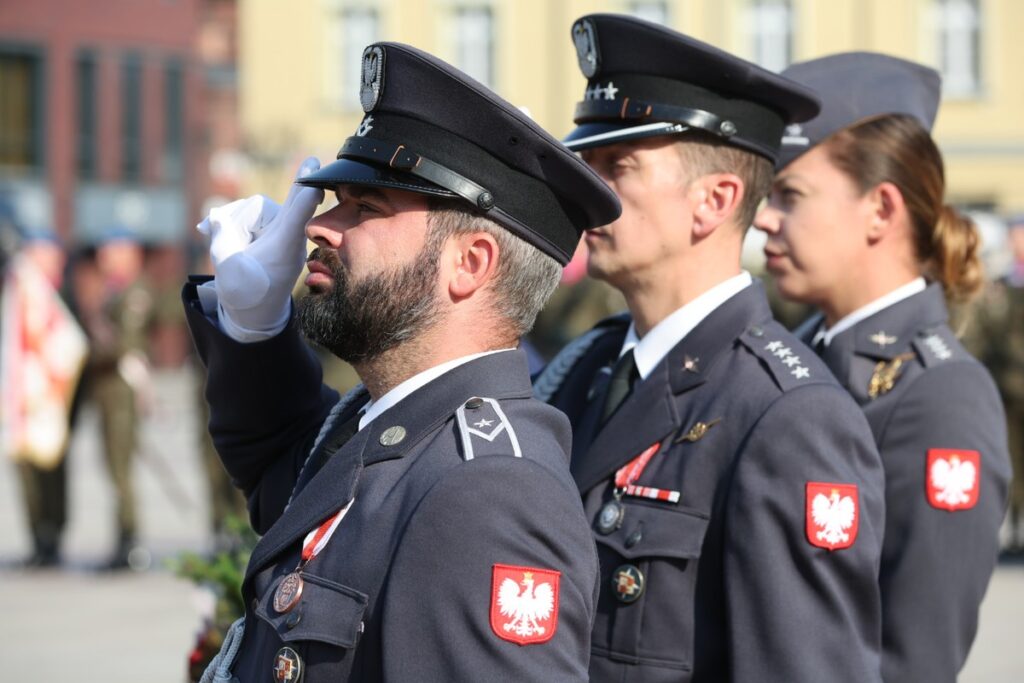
239 0 1024 214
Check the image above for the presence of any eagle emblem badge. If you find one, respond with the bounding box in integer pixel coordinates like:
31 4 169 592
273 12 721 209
806 482 859 550
491 564 560 645
927 449 980 511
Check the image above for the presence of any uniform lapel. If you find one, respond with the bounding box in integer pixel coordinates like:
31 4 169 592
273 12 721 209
245 350 535 580
828 283 948 394
572 283 771 493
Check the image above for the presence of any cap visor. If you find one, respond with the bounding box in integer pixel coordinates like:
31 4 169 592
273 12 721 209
296 157 457 198
563 121 689 151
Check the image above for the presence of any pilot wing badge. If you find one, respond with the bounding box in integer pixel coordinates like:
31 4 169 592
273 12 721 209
491 564 560 645
806 482 859 551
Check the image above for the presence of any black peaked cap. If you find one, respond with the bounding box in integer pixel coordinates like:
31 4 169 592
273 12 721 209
564 14 820 162
299 42 621 265
777 52 941 169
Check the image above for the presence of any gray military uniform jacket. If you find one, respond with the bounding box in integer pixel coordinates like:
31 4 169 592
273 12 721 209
184 282 599 682
536 282 886 682
797 282 1011 683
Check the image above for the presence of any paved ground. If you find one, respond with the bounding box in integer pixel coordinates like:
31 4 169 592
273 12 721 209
0 369 1021 682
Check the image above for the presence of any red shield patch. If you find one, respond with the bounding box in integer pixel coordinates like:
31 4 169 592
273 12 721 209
927 448 981 511
806 482 859 551
490 564 560 645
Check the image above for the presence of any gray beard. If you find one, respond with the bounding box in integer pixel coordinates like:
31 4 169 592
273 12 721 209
296 244 441 365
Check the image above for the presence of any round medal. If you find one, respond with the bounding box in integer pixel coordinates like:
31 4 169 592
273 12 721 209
596 500 625 535
611 564 645 604
273 646 303 682
273 572 304 614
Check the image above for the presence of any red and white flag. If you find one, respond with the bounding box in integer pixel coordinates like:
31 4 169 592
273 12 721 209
1 254 87 468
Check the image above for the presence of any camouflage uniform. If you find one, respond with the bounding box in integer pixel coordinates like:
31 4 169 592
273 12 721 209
83 277 154 561
971 275 1024 546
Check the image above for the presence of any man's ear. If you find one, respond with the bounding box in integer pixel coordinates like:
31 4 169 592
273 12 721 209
446 232 500 301
865 181 907 243
691 173 745 238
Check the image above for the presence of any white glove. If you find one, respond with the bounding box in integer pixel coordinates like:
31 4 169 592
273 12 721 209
197 157 324 341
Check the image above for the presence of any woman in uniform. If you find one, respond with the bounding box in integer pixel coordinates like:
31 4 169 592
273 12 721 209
753 52 1011 683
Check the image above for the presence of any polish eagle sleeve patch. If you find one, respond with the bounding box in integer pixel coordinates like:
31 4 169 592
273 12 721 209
806 482 859 550
927 449 980 511
490 564 560 645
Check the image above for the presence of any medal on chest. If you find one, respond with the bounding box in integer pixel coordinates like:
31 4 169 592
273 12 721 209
596 441 680 535
271 499 353 614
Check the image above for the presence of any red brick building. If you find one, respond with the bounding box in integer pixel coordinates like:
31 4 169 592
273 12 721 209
0 0 236 246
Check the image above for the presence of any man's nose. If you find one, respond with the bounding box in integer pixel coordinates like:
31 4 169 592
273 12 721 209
305 205 347 248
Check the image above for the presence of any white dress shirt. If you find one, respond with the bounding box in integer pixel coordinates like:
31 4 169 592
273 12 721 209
359 348 513 430
618 272 753 379
812 277 927 348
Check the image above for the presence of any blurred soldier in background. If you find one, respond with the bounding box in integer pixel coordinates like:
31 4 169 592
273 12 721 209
82 232 154 569
972 215 1024 552
1 232 88 568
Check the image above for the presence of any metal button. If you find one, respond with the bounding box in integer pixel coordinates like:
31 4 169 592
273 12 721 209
625 526 643 548
379 425 407 446
749 325 765 338
285 609 302 630
464 397 484 409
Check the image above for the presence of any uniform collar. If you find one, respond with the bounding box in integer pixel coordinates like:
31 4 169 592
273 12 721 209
573 280 772 493
620 271 753 380
246 348 536 581
359 348 514 430
813 277 926 348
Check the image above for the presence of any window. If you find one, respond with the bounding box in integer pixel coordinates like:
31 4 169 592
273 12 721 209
744 0 793 73
629 1 670 26
324 5 379 110
453 6 494 88
164 58 184 181
933 0 982 97
121 53 143 182
76 50 98 179
0 48 44 171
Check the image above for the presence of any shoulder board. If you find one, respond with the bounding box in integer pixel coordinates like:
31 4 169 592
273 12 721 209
739 323 824 392
532 311 630 402
912 326 966 368
455 396 522 461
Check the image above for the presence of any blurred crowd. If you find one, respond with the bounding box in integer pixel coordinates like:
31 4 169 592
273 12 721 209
2 205 1023 570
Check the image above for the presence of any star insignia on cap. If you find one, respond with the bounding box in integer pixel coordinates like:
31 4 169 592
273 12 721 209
869 331 898 348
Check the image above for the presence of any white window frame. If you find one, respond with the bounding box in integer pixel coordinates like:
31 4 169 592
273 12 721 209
931 0 983 98
322 1 380 111
450 4 496 88
628 1 671 26
743 0 794 73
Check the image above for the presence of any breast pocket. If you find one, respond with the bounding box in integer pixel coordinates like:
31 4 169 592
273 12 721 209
256 571 369 671
592 500 709 677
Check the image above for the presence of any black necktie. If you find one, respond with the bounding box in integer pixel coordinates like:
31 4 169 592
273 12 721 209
814 336 826 355
601 349 639 423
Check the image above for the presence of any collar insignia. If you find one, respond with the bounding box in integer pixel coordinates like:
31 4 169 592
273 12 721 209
869 331 898 348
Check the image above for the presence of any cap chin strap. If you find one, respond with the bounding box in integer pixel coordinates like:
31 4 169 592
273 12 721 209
574 98 738 140
339 136 495 210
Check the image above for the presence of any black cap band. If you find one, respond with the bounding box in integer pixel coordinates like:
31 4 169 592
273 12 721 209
340 137 495 210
